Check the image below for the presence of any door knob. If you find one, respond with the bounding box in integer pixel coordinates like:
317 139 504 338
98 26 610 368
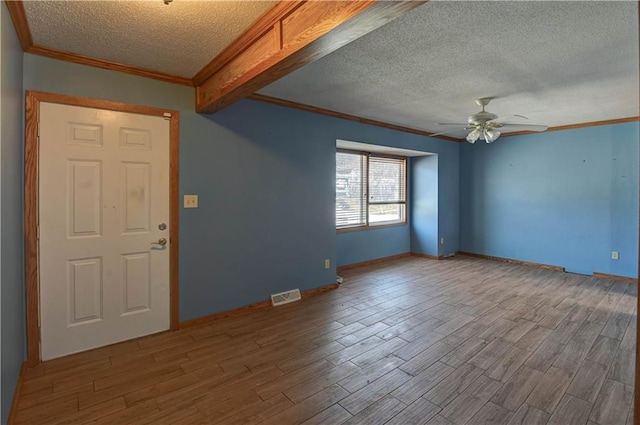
152 238 167 246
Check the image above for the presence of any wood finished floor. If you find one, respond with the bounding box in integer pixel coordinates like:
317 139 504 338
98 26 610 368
14 256 636 425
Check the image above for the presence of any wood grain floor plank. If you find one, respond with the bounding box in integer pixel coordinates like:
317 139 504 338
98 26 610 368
468 338 512 370
485 346 532 383
585 335 620 366
425 414 455 425
326 336 384 366
125 401 201 425
390 361 454 405
385 397 440 425
255 359 334 400
506 403 550 425
423 363 483 408
398 341 455 376
608 347 635 385
261 384 349 425
90 399 160 425
619 320 636 351
547 394 591 425
566 360 609 403
215 394 293 425
339 368 411 415
514 325 553 352
12 257 635 425
300 404 352 425
590 379 634 425
525 366 574 413
341 394 406 425
469 401 513 425
349 337 409 367
337 356 404 394
491 365 544 412
523 339 566 372
440 337 489 368
439 392 486 425
283 361 361 403
337 322 390 346
124 364 224 407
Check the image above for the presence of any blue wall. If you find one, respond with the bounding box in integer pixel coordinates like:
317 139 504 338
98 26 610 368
23 54 460 319
438 143 461 256
410 155 438 256
335 145 459 266
460 123 639 278
23 54 335 321
337 225 410 267
1 4 25 423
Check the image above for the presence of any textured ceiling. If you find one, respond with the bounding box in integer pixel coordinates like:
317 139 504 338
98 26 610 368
260 1 640 138
23 0 275 78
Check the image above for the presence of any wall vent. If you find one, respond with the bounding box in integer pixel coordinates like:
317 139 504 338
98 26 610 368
270 289 301 306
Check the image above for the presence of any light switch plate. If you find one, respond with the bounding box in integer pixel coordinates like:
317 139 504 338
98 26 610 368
184 195 198 208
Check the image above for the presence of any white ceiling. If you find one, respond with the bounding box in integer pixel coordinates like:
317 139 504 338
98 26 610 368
18 1 640 137
260 1 640 138
23 0 275 78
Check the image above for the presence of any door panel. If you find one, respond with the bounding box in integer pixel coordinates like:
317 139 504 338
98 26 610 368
68 257 103 325
39 102 170 360
121 252 151 315
121 162 150 233
68 160 103 237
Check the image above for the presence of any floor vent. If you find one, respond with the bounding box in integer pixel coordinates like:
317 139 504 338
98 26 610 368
271 289 301 306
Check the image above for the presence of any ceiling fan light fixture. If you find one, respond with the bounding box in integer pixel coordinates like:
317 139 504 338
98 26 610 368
484 128 501 143
436 98 547 144
466 128 480 144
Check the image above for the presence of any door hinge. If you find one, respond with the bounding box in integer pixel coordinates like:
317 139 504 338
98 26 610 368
163 112 171 120
37 122 40 138
37 224 40 240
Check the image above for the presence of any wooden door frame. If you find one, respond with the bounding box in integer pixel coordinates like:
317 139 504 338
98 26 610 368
24 90 180 367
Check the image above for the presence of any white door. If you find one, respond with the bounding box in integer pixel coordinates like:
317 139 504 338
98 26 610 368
39 102 171 360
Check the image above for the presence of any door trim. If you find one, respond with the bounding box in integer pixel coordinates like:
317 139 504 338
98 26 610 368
24 90 180 366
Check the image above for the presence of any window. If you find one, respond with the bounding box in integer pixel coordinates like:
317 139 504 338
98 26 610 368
336 150 407 230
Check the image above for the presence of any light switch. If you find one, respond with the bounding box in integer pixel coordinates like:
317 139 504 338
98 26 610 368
184 195 198 208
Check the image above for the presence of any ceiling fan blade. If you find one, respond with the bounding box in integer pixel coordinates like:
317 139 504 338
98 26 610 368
436 122 469 126
493 114 529 123
497 124 548 132
428 130 464 138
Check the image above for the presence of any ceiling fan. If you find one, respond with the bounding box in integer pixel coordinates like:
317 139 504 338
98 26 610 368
435 98 548 143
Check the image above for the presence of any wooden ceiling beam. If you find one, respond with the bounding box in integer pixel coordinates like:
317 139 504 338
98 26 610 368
195 0 425 114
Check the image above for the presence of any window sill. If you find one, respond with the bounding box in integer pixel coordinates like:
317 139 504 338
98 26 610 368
337 222 407 234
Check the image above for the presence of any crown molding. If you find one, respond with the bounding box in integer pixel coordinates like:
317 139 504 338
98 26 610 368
4 0 193 87
248 93 460 143
28 45 193 86
5 0 32 51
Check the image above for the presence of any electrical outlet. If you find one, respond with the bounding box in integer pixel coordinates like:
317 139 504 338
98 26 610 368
440 237 445 245
183 195 198 208
324 259 330 269
611 251 619 260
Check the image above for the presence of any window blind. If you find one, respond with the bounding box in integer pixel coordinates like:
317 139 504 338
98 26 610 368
336 152 367 228
368 156 406 204
336 151 407 229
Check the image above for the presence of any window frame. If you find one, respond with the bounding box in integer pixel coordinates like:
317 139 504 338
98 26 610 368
336 148 408 232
